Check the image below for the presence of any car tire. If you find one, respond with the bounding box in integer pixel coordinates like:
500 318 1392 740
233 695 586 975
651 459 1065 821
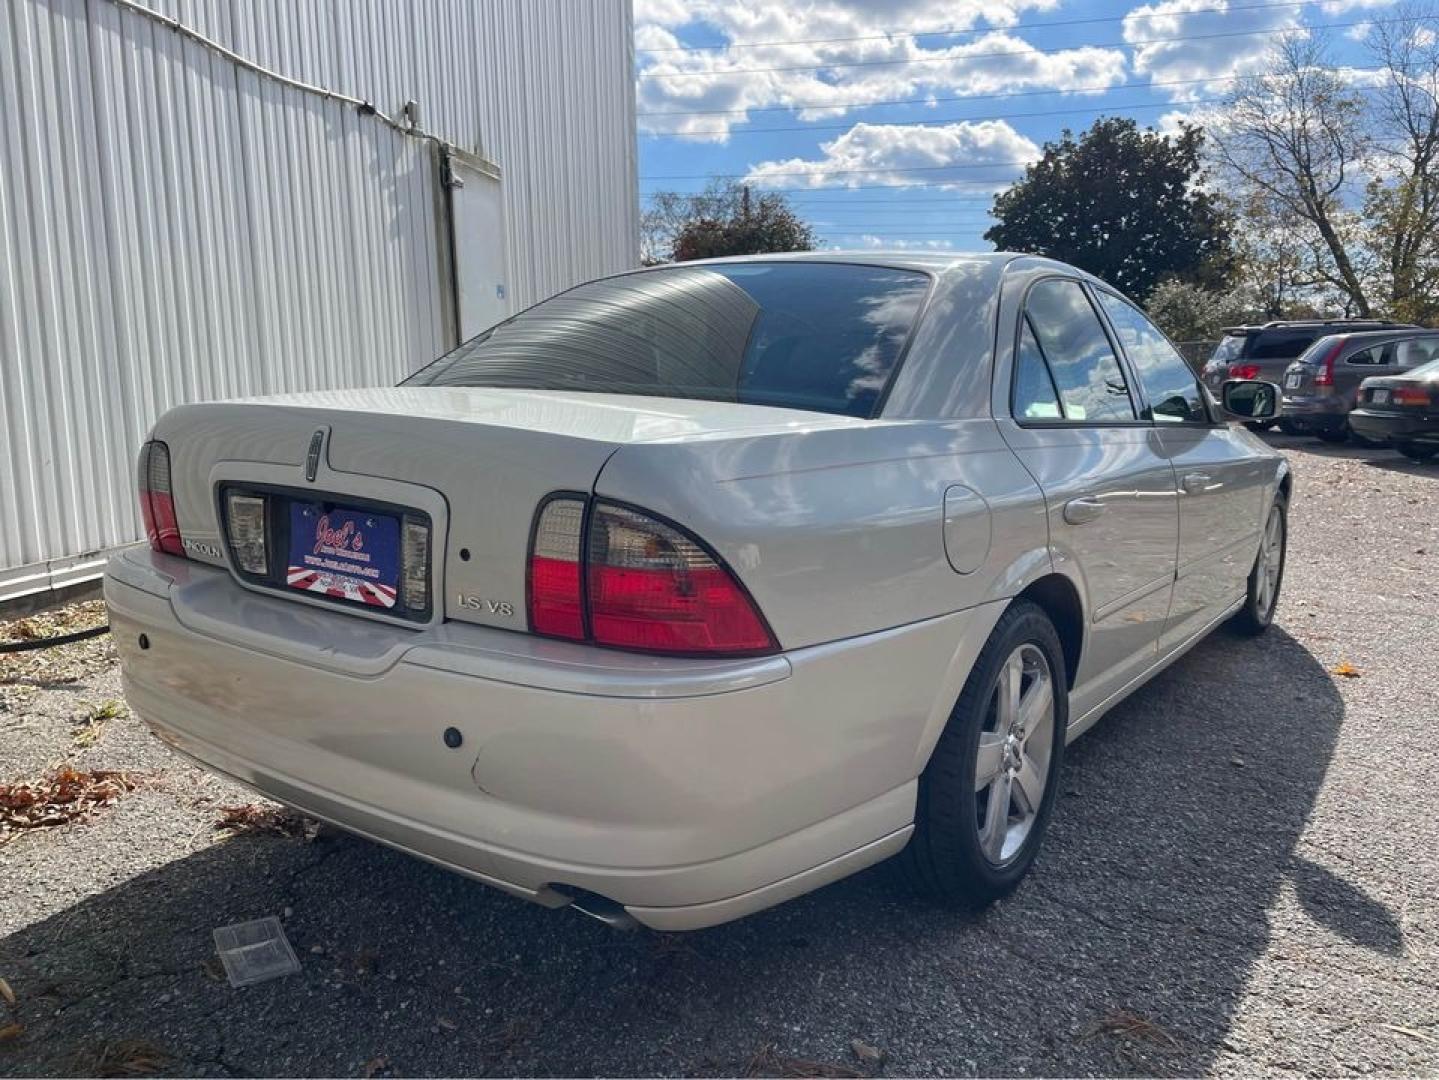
1396 440 1438 462
899 600 1067 909
1277 419 1302 436
1231 497 1287 636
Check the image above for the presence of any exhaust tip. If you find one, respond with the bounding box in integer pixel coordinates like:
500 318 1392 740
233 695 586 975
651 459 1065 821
552 885 640 931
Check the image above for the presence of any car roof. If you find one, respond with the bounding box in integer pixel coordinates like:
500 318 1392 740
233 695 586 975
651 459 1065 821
654 249 1023 273
1311 328 1439 345
1222 319 1416 334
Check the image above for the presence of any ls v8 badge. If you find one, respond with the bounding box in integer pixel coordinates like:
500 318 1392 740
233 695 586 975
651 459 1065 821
457 594 515 617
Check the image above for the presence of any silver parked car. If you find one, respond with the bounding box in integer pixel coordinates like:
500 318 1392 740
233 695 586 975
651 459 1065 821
106 254 1290 930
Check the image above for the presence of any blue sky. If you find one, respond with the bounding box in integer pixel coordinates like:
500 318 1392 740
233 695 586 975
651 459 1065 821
635 0 1395 251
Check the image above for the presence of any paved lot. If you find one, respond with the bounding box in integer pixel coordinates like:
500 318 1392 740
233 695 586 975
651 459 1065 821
1 434 1436 1078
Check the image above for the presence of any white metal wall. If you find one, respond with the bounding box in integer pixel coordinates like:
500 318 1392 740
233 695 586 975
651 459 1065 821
0 0 638 600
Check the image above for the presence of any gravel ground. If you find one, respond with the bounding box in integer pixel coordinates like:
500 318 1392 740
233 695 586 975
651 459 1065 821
1 435 1435 1078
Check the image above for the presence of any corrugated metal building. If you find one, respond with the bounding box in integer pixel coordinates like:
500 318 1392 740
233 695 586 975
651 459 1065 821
0 0 638 604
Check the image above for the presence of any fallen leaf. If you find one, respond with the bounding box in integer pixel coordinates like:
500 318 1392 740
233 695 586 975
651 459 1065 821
0 1022 22 1043
850 1039 884 1065
215 803 319 840
1379 1024 1434 1043
437 1016 457 1032
0 976 13 1006
1332 661 1362 678
362 1054 389 1078
90 1039 174 1077
1079 1009 1182 1052
0 767 143 843
1230 756 1246 768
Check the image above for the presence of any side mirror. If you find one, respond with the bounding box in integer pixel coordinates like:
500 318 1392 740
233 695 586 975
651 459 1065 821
1221 379 1280 421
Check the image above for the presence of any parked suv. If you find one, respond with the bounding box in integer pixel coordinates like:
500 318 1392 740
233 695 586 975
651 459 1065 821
1281 329 1439 442
1202 320 1414 426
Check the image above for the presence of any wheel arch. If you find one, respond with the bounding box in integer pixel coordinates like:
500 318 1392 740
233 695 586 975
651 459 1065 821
1014 573 1084 690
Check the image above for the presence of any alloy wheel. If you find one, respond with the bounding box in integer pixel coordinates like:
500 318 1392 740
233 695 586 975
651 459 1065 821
1255 505 1284 620
973 643 1056 866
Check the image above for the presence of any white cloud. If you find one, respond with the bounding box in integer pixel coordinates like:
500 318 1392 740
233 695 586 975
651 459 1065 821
1124 0 1304 100
829 235 958 250
743 119 1040 190
635 0 1128 142
1319 0 1396 12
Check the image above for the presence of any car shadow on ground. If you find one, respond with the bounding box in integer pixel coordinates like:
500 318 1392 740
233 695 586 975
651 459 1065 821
0 626 1379 1077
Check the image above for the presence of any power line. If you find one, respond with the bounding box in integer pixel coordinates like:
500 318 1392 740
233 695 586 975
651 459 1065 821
636 0 1337 54
635 66 1385 118
642 94 1230 138
639 18 1389 80
646 160 1066 180
642 179 1045 192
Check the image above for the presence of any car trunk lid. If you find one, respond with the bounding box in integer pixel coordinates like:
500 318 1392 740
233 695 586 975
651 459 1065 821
150 386 861 632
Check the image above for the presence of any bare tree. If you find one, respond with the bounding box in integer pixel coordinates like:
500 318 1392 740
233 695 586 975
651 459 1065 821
1213 33 1373 314
1365 3 1439 321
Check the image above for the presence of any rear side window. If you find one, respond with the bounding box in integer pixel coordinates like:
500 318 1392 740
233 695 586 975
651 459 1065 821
403 263 931 418
1095 292 1208 423
1020 279 1136 423
1013 317 1063 419
1345 344 1395 366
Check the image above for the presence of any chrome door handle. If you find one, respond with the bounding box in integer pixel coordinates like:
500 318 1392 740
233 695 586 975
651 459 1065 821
1063 496 1107 525
1181 472 1214 494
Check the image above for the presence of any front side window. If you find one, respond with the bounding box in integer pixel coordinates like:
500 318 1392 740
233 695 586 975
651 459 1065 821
1095 291 1208 423
1396 336 1439 367
1021 279 1136 423
403 263 931 418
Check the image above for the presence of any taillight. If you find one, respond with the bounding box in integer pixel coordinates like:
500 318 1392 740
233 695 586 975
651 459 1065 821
1313 341 1344 387
225 492 268 574
401 516 432 614
1394 386 1432 407
528 497 586 640
525 497 777 656
137 441 185 557
1230 363 1261 380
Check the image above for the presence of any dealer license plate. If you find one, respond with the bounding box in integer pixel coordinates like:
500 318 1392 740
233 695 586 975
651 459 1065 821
285 504 400 609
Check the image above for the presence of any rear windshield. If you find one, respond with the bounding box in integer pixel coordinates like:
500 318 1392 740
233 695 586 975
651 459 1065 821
403 263 933 418
1248 329 1327 359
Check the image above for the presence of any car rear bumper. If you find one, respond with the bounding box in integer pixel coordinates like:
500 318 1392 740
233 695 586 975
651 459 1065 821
1280 395 1347 431
105 548 995 929
1348 408 1439 444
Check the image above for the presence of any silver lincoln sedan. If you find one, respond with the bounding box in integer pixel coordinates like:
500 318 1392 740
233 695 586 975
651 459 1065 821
105 253 1289 930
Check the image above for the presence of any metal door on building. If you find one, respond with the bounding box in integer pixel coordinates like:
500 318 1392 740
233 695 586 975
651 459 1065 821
446 150 510 343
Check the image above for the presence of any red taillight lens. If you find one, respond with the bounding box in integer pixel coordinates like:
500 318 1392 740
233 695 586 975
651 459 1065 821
1394 387 1432 406
528 497 586 640
524 497 777 656
586 502 776 655
138 441 185 557
1313 341 1344 387
1230 363 1261 380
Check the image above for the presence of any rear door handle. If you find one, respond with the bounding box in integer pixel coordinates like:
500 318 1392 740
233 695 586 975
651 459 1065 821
1063 496 1107 525
1181 472 1214 494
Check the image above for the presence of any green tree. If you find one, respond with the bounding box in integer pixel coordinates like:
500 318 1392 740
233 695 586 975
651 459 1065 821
1145 279 1258 343
642 182 816 264
984 117 1234 301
